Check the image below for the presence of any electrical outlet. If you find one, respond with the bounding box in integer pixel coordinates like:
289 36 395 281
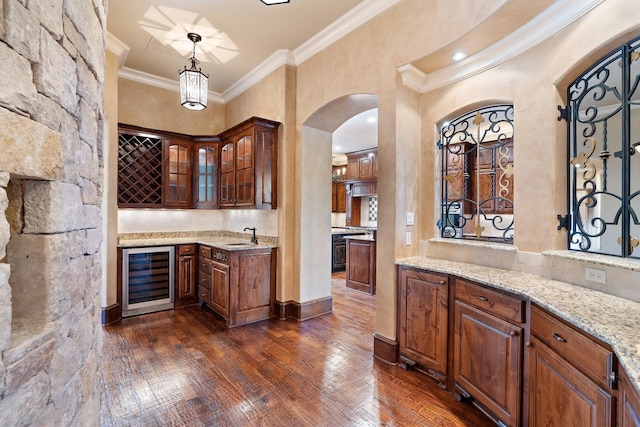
405 231 412 245
585 268 606 284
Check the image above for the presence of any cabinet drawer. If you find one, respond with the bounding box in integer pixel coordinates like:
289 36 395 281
178 244 197 255
199 259 211 273
531 305 615 389
199 246 212 258
455 279 524 324
199 286 210 305
199 271 211 290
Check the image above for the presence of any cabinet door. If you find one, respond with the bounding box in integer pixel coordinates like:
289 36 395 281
164 139 192 207
529 336 614 427
398 268 448 381
347 157 360 180
331 182 338 212
336 182 346 213
211 260 230 317
235 135 255 206
220 141 235 206
359 156 373 178
620 369 640 427
176 253 197 307
194 142 218 208
453 301 522 426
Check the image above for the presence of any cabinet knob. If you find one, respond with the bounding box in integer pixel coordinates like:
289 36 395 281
526 341 531 348
510 330 518 337
439 280 445 285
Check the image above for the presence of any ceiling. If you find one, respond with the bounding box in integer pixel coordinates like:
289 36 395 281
107 0 364 94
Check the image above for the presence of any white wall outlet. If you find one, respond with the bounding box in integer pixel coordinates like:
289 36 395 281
585 268 606 284
405 231 412 245
406 212 415 226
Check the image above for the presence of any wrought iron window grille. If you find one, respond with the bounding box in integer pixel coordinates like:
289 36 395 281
439 104 515 243
565 35 640 258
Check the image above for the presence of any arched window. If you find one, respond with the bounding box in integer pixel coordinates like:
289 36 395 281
439 104 515 243
566 35 640 258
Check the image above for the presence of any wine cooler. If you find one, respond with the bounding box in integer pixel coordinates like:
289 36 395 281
122 246 175 317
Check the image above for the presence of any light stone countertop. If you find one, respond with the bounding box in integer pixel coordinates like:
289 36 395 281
344 234 376 242
118 231 277 251
331 228 371 235
396 256 640 397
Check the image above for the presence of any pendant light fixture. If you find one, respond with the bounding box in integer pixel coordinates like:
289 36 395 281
179 33 208 110
260 0 290 4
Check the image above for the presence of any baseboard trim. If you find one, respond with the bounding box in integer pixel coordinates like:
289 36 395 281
274 300 293 320
101 303 121 326
373 333 398 364
293 296 333 321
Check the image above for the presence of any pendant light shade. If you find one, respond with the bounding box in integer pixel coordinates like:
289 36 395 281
179 33 208 110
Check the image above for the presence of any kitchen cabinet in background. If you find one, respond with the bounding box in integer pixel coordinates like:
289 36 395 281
164 139 192 207
346 148 378 181
193 137 219 209
345 236 376 295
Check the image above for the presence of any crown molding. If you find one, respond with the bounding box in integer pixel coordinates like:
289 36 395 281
106 31 130 69
119 67 225 104
397 64 427 93
293 0 401 65
399 0 605 94
223 49 296 102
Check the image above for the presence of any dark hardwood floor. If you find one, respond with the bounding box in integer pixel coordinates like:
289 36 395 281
99 272 495 426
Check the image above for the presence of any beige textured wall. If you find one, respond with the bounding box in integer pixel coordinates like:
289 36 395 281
118 79 225 135
104 50 119 307
419 0 640 302
225 65 297 303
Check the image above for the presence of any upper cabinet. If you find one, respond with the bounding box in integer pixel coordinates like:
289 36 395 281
218 117 279 209
346 148 377 181
117 117 279 210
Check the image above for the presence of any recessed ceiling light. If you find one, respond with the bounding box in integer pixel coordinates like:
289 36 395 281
260 0 290 4
367 116 377 123
451 52 467 61
334 146 342 151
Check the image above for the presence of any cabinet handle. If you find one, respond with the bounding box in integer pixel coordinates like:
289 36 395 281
439 280 445 285
552 333 567 343
476 295 488 301
510 330 518 337
525 341 531 348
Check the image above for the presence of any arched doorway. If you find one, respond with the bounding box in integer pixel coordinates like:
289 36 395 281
298 94 378 310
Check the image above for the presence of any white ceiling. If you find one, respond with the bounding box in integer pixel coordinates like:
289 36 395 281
332 108 378 155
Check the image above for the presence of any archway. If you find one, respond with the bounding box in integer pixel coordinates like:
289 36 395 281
297 94 378 311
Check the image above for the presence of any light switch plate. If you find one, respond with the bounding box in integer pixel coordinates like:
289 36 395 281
406 212 415 226
405 231 412 245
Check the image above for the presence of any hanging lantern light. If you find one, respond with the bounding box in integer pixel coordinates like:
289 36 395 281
179 33 208 110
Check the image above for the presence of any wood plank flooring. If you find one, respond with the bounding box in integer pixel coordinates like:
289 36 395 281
99 272 495 426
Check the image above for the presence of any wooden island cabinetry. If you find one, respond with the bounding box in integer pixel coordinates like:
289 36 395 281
619 369 640 426
198 244 276 327
345 235 376 295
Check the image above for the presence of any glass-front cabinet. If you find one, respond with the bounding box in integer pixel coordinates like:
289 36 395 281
164 139 192 208
194 138 219 209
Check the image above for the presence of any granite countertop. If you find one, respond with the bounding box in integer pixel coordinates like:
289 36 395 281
118 231 277 251
396 256 640 396
344 234 375 242
331 228 370 235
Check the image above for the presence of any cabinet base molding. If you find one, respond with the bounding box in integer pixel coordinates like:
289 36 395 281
274 300 293 320
101 303 121 326
373 333 398 364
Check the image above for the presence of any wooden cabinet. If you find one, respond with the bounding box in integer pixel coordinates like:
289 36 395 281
351 181 377 197
175 244 198 308
345 237 376 294
164 139 192 207
397 267 449 384
331 234 347 272
198 244 276 327
193 138 219 209
345 184 361 226
619 369 640 427
346 148 377 181
218 117 279 209
529 304 615 427
332 182 346 213
453 279 524 427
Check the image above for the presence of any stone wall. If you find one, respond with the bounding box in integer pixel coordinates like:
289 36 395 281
0 0 105 425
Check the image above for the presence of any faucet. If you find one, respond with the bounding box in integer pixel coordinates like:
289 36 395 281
244 227 258 244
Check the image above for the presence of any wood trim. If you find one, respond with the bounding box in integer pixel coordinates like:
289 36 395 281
373 333 398 364
292 296 333 321
101 303 121 325
274 300 294 320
